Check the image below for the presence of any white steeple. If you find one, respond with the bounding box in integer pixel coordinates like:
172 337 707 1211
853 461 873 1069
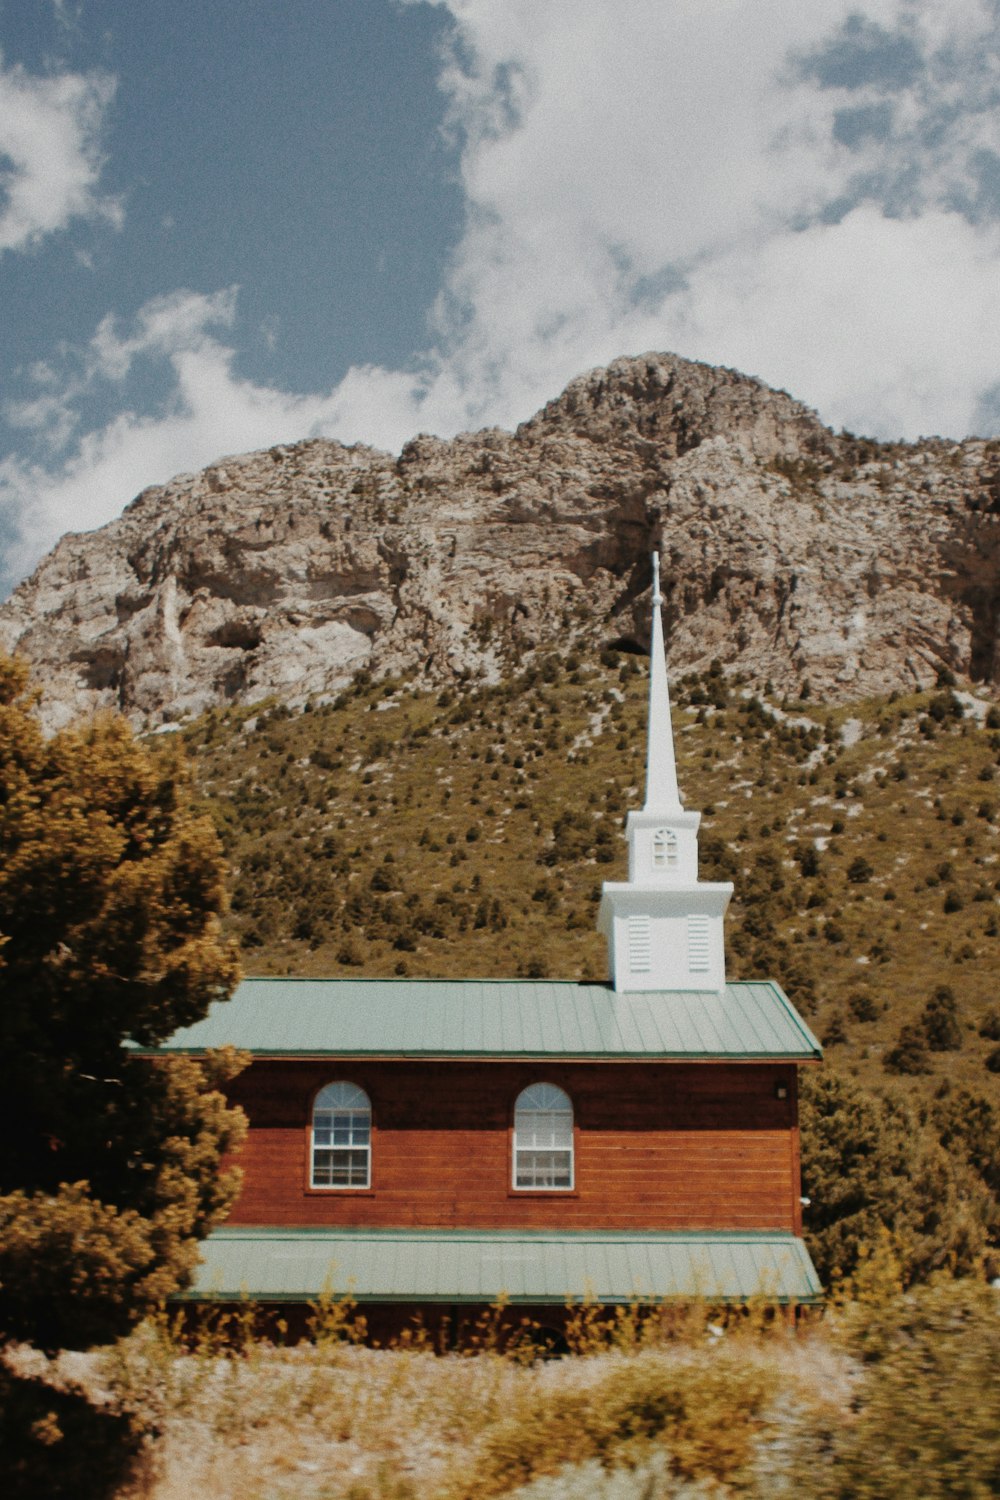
597 553 733 993
644 551 682 814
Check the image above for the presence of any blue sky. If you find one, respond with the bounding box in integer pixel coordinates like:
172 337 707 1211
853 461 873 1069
3 0 1000 595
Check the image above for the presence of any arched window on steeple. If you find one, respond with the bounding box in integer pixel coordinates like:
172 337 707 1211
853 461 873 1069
652 828 678 869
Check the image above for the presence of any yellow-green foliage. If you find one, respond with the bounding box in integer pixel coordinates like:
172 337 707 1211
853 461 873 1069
0 653 245 1353
471 1349 778 1495
791 1277 1000 1499
799 1073 998 1284
0 1359 149 1500
307 1280 368 1347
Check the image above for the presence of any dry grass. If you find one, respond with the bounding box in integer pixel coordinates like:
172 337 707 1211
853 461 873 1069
77 1315 848 1500
14 1269 997 1500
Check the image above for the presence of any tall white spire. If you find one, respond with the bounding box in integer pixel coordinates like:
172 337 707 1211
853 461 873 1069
644 553 682 814
596 551 733 994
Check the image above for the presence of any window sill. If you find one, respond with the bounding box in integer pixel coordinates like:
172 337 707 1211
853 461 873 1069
305 1187 375 1197
508 1189 579 1199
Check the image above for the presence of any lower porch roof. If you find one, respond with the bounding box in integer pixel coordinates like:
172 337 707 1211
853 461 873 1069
181 1227 822 1305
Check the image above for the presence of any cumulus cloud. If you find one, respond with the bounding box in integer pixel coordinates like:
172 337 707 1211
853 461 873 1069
4 0 1000 591
413 0 1000 434
0 54 120 253
657 205 1000 439
0 289 444 591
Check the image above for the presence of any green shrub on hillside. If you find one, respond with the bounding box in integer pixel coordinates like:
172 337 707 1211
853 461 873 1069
465 1349 779 1495
884 1023 932 1076
922 986 963 1051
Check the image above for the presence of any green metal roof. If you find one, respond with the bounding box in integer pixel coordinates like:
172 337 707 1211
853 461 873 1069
147 978 821 1061
181 1227 822 1305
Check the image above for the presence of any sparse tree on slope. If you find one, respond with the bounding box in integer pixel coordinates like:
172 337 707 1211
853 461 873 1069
0 655 245 1352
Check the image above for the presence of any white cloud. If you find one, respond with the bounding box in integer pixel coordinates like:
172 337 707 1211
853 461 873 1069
657 205 1000 438
5 0 1000 591
0 290 443 588
88 287 242 380
0 54 120 253
410 0 1000 434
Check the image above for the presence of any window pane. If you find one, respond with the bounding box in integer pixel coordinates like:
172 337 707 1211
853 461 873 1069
312 1151 336 1186
330 1150 368 1186
312 1146 369 1188
519 1115 572 1150
315 1082 370 1110
516 1149 572 1189
518 1083 571 1111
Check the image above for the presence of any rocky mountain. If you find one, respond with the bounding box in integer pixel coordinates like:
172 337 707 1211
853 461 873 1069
2 351 1000 730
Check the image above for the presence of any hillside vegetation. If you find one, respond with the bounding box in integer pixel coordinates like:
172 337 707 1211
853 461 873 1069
175 643 1000 1276
7 647 1000 1495
184 646 1000 1094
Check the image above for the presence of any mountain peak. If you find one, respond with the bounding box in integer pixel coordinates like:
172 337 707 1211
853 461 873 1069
1 352 997 731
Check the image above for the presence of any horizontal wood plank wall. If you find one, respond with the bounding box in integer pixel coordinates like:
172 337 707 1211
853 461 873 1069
224 1060 801 1232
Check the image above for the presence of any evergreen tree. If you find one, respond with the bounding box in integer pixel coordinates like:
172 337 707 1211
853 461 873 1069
921 985 963 1052
0 656 244 1351
884 1021 932 1076
800 1073 992 1284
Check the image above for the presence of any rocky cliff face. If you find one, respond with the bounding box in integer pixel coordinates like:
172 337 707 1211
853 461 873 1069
2 352 1000 730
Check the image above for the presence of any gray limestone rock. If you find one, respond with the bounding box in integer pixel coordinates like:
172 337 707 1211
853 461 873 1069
2 352 999 731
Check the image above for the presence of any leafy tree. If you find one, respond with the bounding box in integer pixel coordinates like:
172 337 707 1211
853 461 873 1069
800 1073 992 1285
0 655 244 1352
847 990 880 1023
821 1009 849 1047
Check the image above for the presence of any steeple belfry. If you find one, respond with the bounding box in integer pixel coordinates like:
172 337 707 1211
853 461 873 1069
597 554 733 993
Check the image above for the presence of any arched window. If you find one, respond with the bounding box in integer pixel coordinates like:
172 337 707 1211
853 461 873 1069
652 828 678 869
311 1082 371 1189
513 1083 574 1190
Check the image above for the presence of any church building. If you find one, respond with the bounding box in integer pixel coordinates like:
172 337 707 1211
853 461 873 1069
149 556 822 1329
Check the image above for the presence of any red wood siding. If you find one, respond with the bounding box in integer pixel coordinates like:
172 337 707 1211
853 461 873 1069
222 1060 802 1233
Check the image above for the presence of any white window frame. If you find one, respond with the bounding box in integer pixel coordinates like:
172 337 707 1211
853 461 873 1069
311 1081 371 1189
513 1082 574 1191
652 828 678 869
